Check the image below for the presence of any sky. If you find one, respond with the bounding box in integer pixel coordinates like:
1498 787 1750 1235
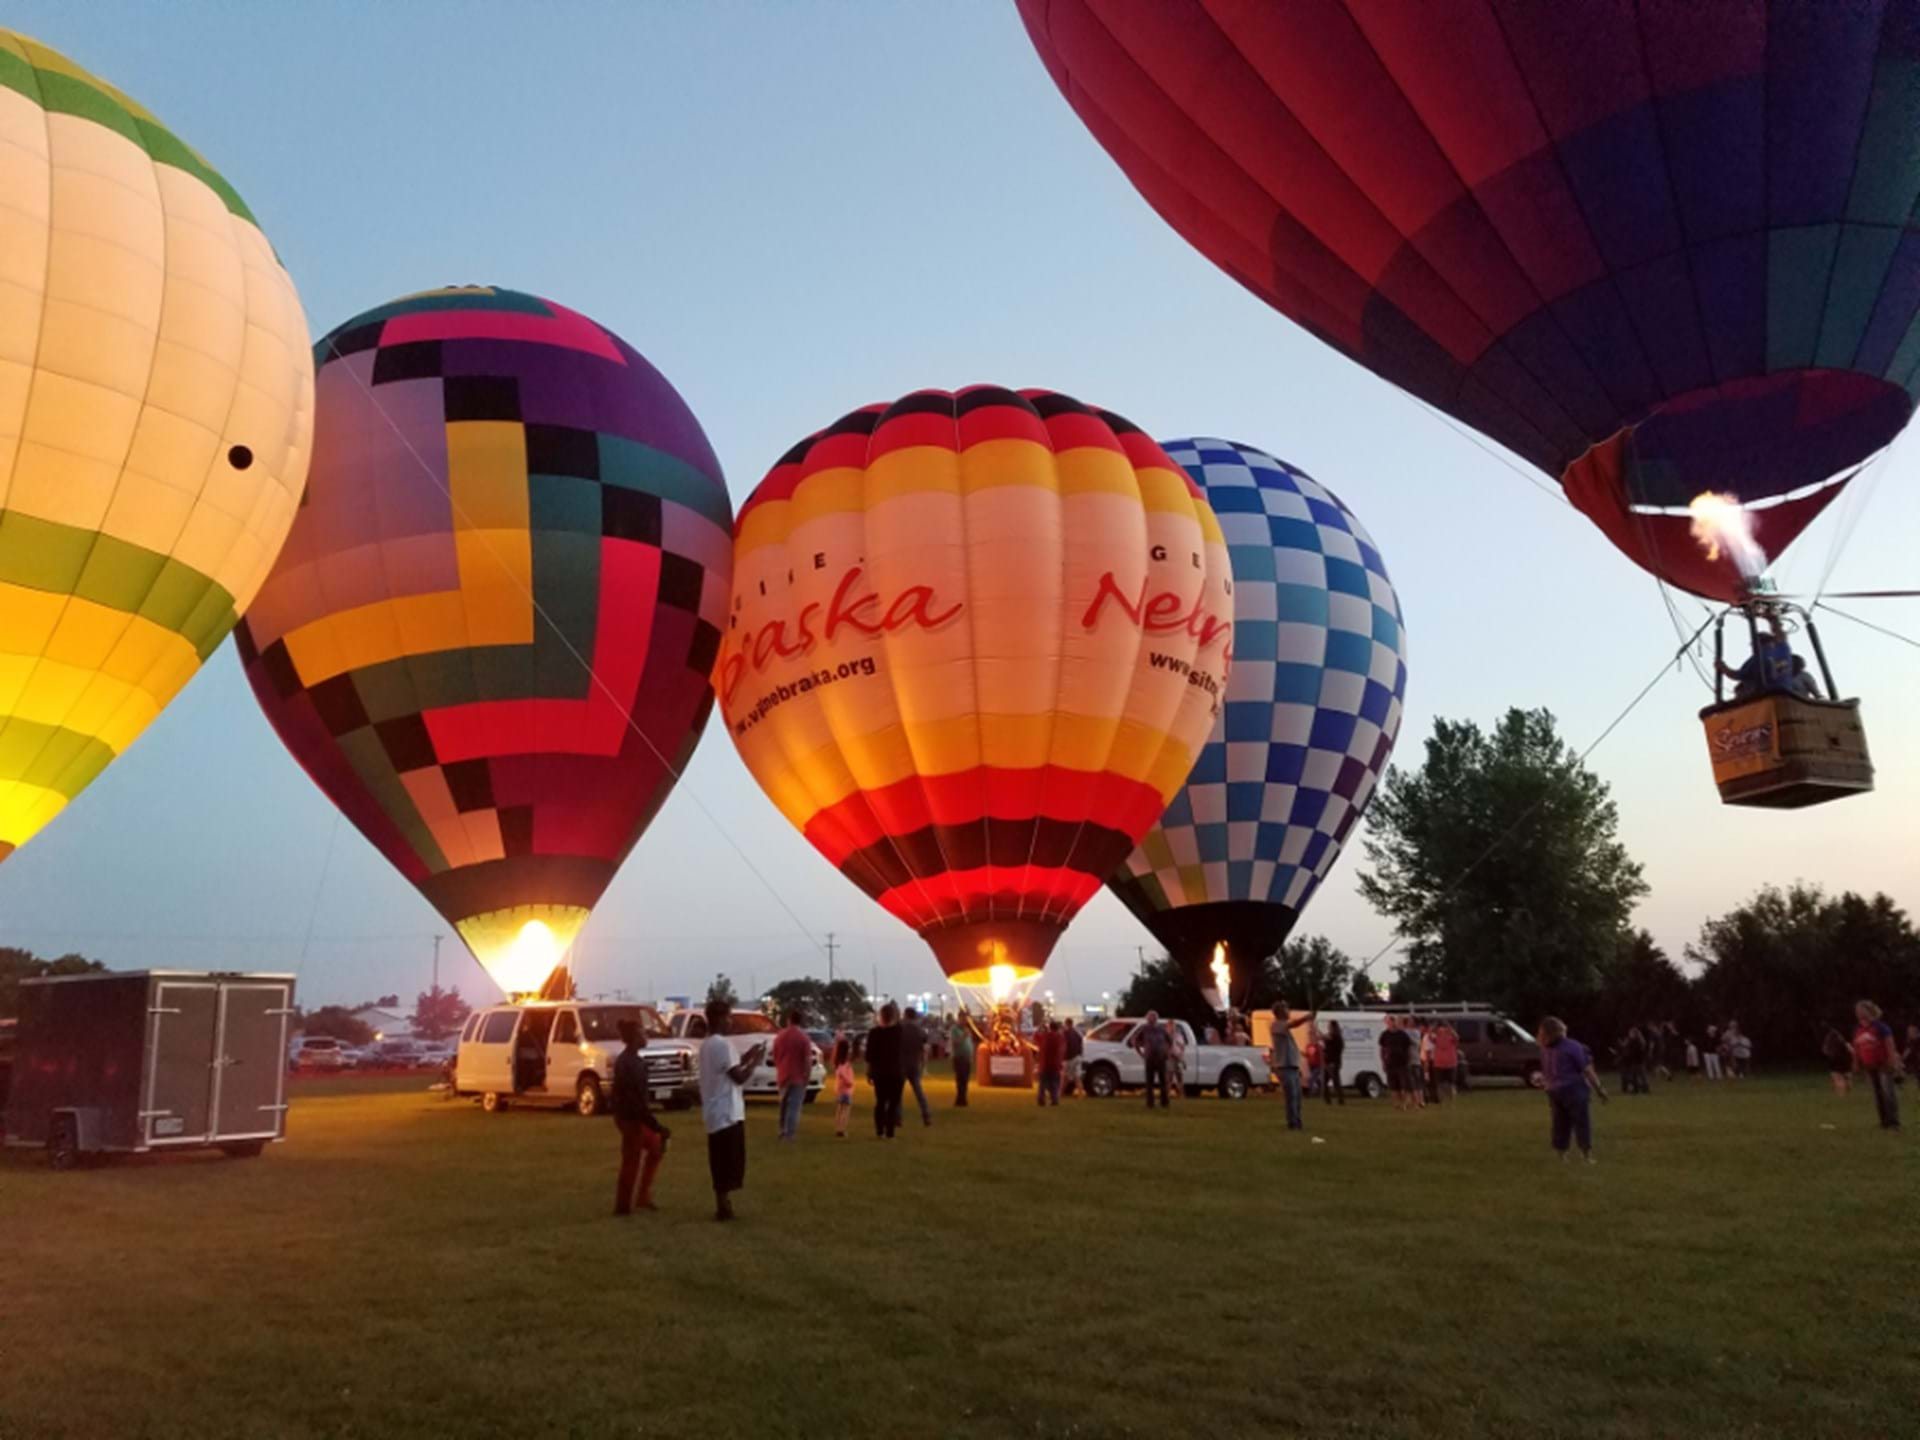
4 2 1916 1012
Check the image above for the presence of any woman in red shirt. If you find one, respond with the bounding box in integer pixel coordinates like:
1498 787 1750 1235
1852 1000 1903 1132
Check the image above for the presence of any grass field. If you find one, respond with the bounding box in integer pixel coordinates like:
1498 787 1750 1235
4 1070 1915 1440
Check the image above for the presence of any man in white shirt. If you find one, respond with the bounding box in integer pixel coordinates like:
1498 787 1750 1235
697 998 766 1222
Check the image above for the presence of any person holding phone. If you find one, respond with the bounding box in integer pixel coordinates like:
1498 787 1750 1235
697 997 765 1222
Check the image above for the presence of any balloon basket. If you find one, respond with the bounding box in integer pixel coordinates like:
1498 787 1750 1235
979 1049 1034 1088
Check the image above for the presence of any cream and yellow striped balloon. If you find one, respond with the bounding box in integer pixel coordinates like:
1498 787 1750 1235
0 31 313 859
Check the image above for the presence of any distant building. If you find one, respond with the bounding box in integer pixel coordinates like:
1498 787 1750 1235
351 1006 411 1040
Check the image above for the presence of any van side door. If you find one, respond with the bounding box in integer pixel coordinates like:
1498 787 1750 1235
548 1008 582 1091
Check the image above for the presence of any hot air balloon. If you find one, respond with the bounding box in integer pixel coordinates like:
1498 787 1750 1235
1108 439 1407 1010
716 388 1232 1008
0 30 313 860
1016 3 1920 603
236 288 731 997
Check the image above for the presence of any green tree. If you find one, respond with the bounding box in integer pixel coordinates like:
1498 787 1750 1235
1689 884 1920 1061
0 946 107 1014
302 1005 374 1046
761 976 872 1028
410 985 471 1040
1252 936 1356 1011
1359 707 1648 1021
705 973 740 1009
1117 955 1213 1032
1583 929 1695 1045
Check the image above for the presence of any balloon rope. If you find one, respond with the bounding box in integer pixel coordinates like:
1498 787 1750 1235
322 338 832 961
292 810 343 984
1354 609 1719 979
1814 602 1920 652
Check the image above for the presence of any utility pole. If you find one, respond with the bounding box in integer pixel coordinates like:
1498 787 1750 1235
432 934 443 993
825 931 838 984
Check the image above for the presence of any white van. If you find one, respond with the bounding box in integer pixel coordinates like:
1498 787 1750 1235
1260 1004 1543 1098
454 1001 698 1116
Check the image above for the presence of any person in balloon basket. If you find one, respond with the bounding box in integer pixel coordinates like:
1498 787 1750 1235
1036 1020 1066 1107
1132 1011 1173 1109
949 1015 975 1108
901 1008 934 1127
612 1020 669 1217
772 1008 813 1143
1538 1017 1607 1164
697 998 767 1222
1851 1001 1903 1132
866 1003 906 1139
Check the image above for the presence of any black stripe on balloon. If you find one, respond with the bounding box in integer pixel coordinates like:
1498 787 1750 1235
371 341 442 385
1093 407 1142 436
880 391 959 421
820 407 883 441
837 817 1138 894
1025 391 1090 419
322 322 384 360
417 854 617 924
955 386 1040 418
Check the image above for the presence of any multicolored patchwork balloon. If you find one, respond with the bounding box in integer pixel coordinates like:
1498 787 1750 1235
237 288 730 996
1108 439 1407 1006
717 389 1232 988
0 30 313 860
1017 3 1920 601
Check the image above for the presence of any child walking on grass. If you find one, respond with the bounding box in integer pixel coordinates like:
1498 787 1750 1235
833 1037 855 1138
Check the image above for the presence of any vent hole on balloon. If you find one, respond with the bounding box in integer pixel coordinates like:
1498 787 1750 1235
228 444 254 471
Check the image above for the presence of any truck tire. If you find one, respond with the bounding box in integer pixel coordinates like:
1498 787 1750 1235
1085 1063 1119 1099
481 1091 507 1114
1355 1072 1383 1101
575 1077 604 1118
220 1141 266 1159
1218 1067 1250 1100
48 1113 79 1171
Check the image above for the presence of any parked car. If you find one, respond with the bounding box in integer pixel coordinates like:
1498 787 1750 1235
454 1002 698 1116
1297 1005 1544 1099
663 1009 824 1102
289 1035 346 1072
1077 1017 1269 1099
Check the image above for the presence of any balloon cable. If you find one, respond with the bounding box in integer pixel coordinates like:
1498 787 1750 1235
1814 602 1920 652
1354 608 1719 979
321 338 832 961
293 810 343 985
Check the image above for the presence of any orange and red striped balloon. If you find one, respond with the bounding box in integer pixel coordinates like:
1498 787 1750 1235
716 387 1231 985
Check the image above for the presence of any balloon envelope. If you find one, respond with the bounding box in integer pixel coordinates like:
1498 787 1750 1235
1016 2 1920 600
237 288 731 995
1108 439 1407 1003
717 388 1232 985
0 31 313 859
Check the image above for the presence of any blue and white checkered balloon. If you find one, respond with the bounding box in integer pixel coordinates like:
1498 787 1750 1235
1109 439 1408 969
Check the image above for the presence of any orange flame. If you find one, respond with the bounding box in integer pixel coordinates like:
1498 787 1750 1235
1209 942 1231 1009
1688 492 1768 579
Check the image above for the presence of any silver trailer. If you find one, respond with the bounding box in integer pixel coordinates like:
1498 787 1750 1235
3 970 295 1168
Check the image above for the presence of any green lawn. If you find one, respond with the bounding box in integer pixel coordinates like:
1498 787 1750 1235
4 1071 1915 1439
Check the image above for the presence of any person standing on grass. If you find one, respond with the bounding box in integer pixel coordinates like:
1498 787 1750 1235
1406 1020 1428 1109
1133 1011 1172 1109
1904 1024 1920 1082
1728 1022 1753 1079
1168 1018 1189 1100
1702 1025 1724 1081
612 1019 669 1217
1063 1018 1084 1098
901 1007 933 1127
950 1015 975 1108
1429 1019 1459 1103
1851 1001 1902 1132
1036 1019 1066 1106
832 1037 856 1138
1305 1028 1324 1099
866 1003 906 1140
697 998 766 1222
1620 1026 1648 1095
1270 1002 1314 1130
1538 1016 1608 1163
1322 1020 1345 1106
772 1008 812 1143
1822 1026 1855 1096
1379 1017 1416 1112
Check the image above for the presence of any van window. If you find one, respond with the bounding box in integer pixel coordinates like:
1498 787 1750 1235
553 1011 579 1045
684 1015 707 1039
480 1010 519 1044
1453 1019 1482 1043
461 1013 484 1042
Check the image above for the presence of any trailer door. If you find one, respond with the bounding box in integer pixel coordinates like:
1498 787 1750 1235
213 982 293 1142
146 982 219 1145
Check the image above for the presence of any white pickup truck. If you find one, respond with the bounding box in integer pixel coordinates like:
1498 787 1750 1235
663 1009 825 1103
1078 1017 1270 1100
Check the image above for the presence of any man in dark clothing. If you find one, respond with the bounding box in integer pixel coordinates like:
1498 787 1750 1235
1132 1011 1172 1109
1062 1018 1085 1097
1379 1017 1416 1111
900 1008 933 1127
1036 1020 1066 1106
866 1003 906 1139
1322 1020 1345 1105
612 1019 669 1216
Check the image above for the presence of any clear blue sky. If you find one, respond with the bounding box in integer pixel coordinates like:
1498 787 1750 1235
6 2 1916 1010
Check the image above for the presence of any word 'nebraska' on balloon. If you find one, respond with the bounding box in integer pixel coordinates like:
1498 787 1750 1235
717 386 1234 992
